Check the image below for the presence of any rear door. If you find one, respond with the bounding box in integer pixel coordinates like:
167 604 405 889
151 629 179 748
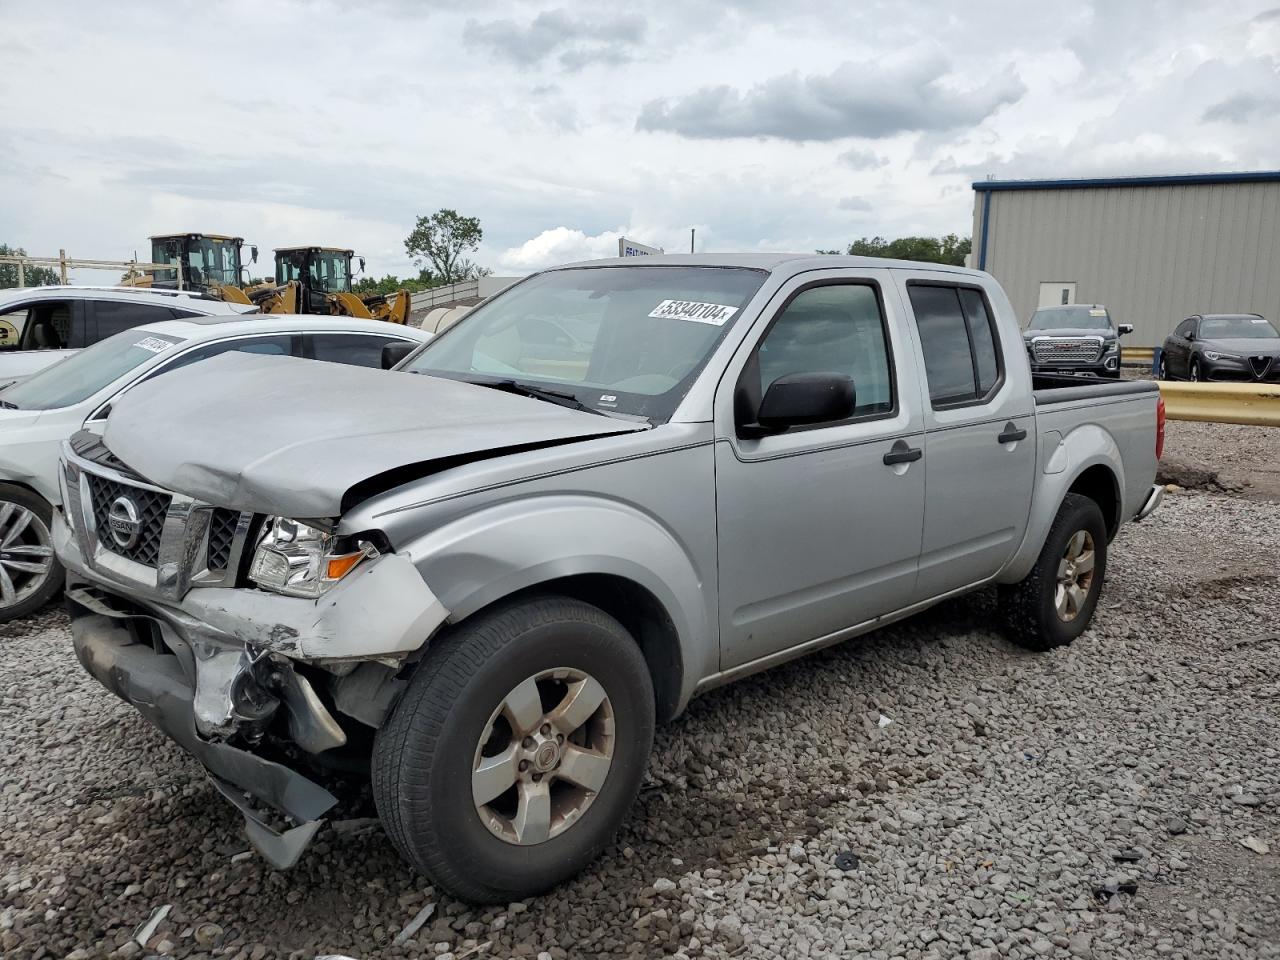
714 269 926 669
899 272 1036 601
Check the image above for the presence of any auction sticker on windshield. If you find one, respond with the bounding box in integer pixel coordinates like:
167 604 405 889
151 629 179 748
648 300 739 325
134 336 174 354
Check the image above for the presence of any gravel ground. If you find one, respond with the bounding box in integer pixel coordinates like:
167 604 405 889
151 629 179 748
2 488 1278 959
1161 420 1280 502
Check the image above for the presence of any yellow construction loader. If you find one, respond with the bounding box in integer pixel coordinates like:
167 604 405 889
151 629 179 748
122 232 259 296
267 246 410 324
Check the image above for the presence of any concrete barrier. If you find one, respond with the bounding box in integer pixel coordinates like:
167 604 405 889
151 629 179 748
1121 346 1154 367
1157 381 1280 427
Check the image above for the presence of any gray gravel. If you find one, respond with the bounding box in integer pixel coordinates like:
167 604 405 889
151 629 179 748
2 489 1278 959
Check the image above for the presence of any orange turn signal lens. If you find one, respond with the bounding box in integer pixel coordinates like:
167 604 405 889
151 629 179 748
324 552 364 581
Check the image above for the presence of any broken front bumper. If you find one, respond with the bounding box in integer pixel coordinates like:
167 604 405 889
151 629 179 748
69 602 338 868
55 510 450 868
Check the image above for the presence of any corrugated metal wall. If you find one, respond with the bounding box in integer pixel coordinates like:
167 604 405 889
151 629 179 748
971 182 1280 345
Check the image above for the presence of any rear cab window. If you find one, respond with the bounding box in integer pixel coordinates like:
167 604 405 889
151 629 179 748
907 283 1004 408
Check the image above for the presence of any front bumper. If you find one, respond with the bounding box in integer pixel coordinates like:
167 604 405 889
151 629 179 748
55 505 450 868
69 598 337 868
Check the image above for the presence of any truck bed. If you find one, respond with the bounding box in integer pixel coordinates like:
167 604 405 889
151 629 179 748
1031 373 1158 405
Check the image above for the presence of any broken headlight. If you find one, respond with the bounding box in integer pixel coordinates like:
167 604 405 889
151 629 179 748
248 517 378 599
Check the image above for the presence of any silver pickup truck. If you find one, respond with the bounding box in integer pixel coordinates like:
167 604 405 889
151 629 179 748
55 254 1164 903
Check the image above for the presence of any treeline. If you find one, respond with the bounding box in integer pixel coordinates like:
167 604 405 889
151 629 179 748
818 234 971 266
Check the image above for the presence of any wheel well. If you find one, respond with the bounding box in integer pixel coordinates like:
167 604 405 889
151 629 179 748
480 574 684 724
1067 465 1120 539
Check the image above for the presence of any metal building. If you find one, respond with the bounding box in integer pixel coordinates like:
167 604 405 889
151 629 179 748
971 171 1280 346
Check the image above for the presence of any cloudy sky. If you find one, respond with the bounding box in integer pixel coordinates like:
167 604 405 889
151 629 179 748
2 1 1278 282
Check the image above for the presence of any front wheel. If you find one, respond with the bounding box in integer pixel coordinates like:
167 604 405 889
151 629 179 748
999 493 1108 651
1157 354 1169 380
1190 358 1203 382
372 595 655 903
0 485 62 623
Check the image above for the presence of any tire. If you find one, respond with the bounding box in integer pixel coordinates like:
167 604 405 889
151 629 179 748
372 594 655 903
0 484 62 624
1157 354 1168 381
999 493 1108 652
1190 358 1202 382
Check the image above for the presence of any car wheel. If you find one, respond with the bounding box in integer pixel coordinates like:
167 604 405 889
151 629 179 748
0 485 62 624
1190 358 1203 382
1157 354 1168 380
999 493 1108 652
372 594 655 904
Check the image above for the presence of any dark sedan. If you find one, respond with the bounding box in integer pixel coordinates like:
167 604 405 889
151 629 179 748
1159 314 1280 382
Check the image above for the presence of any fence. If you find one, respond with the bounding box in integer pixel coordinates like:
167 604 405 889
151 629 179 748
0 250 182 288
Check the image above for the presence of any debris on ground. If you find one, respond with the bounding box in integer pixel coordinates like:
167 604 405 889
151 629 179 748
1240 836 1271 855
833 851 860 871
132 904 171 947
392 902 436 946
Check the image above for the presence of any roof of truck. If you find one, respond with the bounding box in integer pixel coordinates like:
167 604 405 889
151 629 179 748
550 252 983 276
274 246 355 255
148 233 244 242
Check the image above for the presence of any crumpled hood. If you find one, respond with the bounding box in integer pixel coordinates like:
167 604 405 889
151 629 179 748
104 353 646 518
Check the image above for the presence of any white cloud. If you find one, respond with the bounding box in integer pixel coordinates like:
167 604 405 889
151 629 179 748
1 0 1278 282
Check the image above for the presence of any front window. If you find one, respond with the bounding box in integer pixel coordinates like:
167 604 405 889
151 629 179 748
1199 316 1278 339
404 266 767 421
277 251 305 285
308 251 352 293
186 237 241 287
0 330 183 410
1028 306 1113 331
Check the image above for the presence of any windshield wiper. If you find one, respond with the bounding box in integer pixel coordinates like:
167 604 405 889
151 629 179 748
463 378 603 415
0 399 18 410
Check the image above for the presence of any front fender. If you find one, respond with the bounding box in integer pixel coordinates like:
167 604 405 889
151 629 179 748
999 423 1124 584
403 493 714 707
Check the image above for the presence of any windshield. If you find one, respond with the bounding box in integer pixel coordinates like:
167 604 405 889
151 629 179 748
309 251 351 293
404 265 767 421
0 330 183 410
187 237 241 287
1028 306 1113 331
1200 315 1279 339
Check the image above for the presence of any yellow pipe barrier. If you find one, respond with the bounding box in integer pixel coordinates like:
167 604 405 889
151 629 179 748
1157 381 1280 427
1121 346 1154 367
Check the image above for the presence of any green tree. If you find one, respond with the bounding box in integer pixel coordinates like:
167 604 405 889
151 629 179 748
819 234 972 266
354 268 442 296
0 243 60 289
404 209 488 284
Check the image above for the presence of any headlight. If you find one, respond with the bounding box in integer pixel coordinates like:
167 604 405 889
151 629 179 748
249 517 379 598
1203 351 1242 362
1103 339 1119 353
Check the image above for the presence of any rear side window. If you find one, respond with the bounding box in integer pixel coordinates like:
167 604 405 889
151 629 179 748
908 284 1003 407
308 333 411 368
94 301 181 340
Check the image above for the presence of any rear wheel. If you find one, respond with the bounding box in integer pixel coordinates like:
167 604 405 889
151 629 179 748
372 595 655 903
0 485 61 624
999 493 1107 651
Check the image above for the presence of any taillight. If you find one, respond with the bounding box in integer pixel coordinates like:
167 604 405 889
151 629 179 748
1155 395 1166 461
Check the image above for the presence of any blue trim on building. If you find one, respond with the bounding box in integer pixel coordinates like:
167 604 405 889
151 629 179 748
978 190 992 271
972 171 1280 192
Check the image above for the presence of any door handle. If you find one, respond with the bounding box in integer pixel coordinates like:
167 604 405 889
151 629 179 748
998 423 1027 444
883 441 923 465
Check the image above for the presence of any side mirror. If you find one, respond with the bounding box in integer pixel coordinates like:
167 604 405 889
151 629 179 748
1186 330 1195 342
358 257 366 274
1118 323 1133 336
250 245 259 264
743 371 856 435
381 341 417 369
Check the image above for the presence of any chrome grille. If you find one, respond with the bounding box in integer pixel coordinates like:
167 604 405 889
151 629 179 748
1031 337 1104 364
207 508 240 571
87 475 170 567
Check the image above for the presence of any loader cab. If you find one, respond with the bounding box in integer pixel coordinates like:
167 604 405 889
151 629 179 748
148 233 250 292
274 246 360 314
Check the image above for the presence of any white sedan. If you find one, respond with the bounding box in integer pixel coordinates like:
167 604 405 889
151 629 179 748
0 314 429 620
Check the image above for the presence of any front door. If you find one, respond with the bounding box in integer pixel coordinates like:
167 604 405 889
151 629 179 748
1038 282 1077 308
901 275 1036 600
715 271 926 670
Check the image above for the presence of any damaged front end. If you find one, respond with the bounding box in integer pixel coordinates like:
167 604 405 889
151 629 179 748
56 441 449 868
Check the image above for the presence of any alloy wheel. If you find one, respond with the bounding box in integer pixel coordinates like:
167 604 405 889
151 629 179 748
0 501 55 610
472 667 615 845
1055 530 1096 622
